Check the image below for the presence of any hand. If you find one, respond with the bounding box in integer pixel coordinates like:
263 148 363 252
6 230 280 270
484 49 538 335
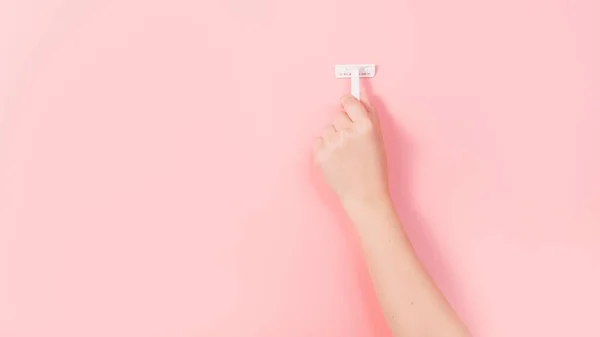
314 91 390 207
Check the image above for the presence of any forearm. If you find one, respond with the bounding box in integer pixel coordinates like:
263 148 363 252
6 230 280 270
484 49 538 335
343 196 469 337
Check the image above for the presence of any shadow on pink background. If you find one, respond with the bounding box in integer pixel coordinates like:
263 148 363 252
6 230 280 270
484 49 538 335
1 0 599 336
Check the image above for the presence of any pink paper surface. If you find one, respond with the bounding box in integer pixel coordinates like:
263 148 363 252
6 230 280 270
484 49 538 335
1 0 599 336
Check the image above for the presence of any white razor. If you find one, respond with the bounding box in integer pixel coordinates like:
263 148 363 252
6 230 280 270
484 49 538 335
334 64 376 100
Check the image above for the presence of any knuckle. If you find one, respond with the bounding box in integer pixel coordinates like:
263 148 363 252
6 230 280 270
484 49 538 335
357 119 374 132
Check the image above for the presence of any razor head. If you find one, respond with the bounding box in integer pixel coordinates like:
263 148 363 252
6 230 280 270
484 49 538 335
335 64 376 78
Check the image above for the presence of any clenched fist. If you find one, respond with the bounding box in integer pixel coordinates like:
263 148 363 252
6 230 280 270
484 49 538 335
314 91 390 207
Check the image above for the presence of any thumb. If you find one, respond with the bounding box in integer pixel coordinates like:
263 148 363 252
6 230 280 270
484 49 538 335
358 88 381 127
340 94 369 122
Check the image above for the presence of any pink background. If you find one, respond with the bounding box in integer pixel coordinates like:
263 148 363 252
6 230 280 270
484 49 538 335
1 0 599 336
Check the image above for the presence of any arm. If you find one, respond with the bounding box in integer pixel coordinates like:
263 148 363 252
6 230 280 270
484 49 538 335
313 91 469 337
344 196 468 337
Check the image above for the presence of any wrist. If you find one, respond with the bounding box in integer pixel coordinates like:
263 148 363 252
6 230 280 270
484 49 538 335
341 192 395 220
341 193 407 242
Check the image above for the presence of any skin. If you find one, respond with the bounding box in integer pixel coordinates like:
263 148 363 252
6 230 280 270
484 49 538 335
313 89 470 337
